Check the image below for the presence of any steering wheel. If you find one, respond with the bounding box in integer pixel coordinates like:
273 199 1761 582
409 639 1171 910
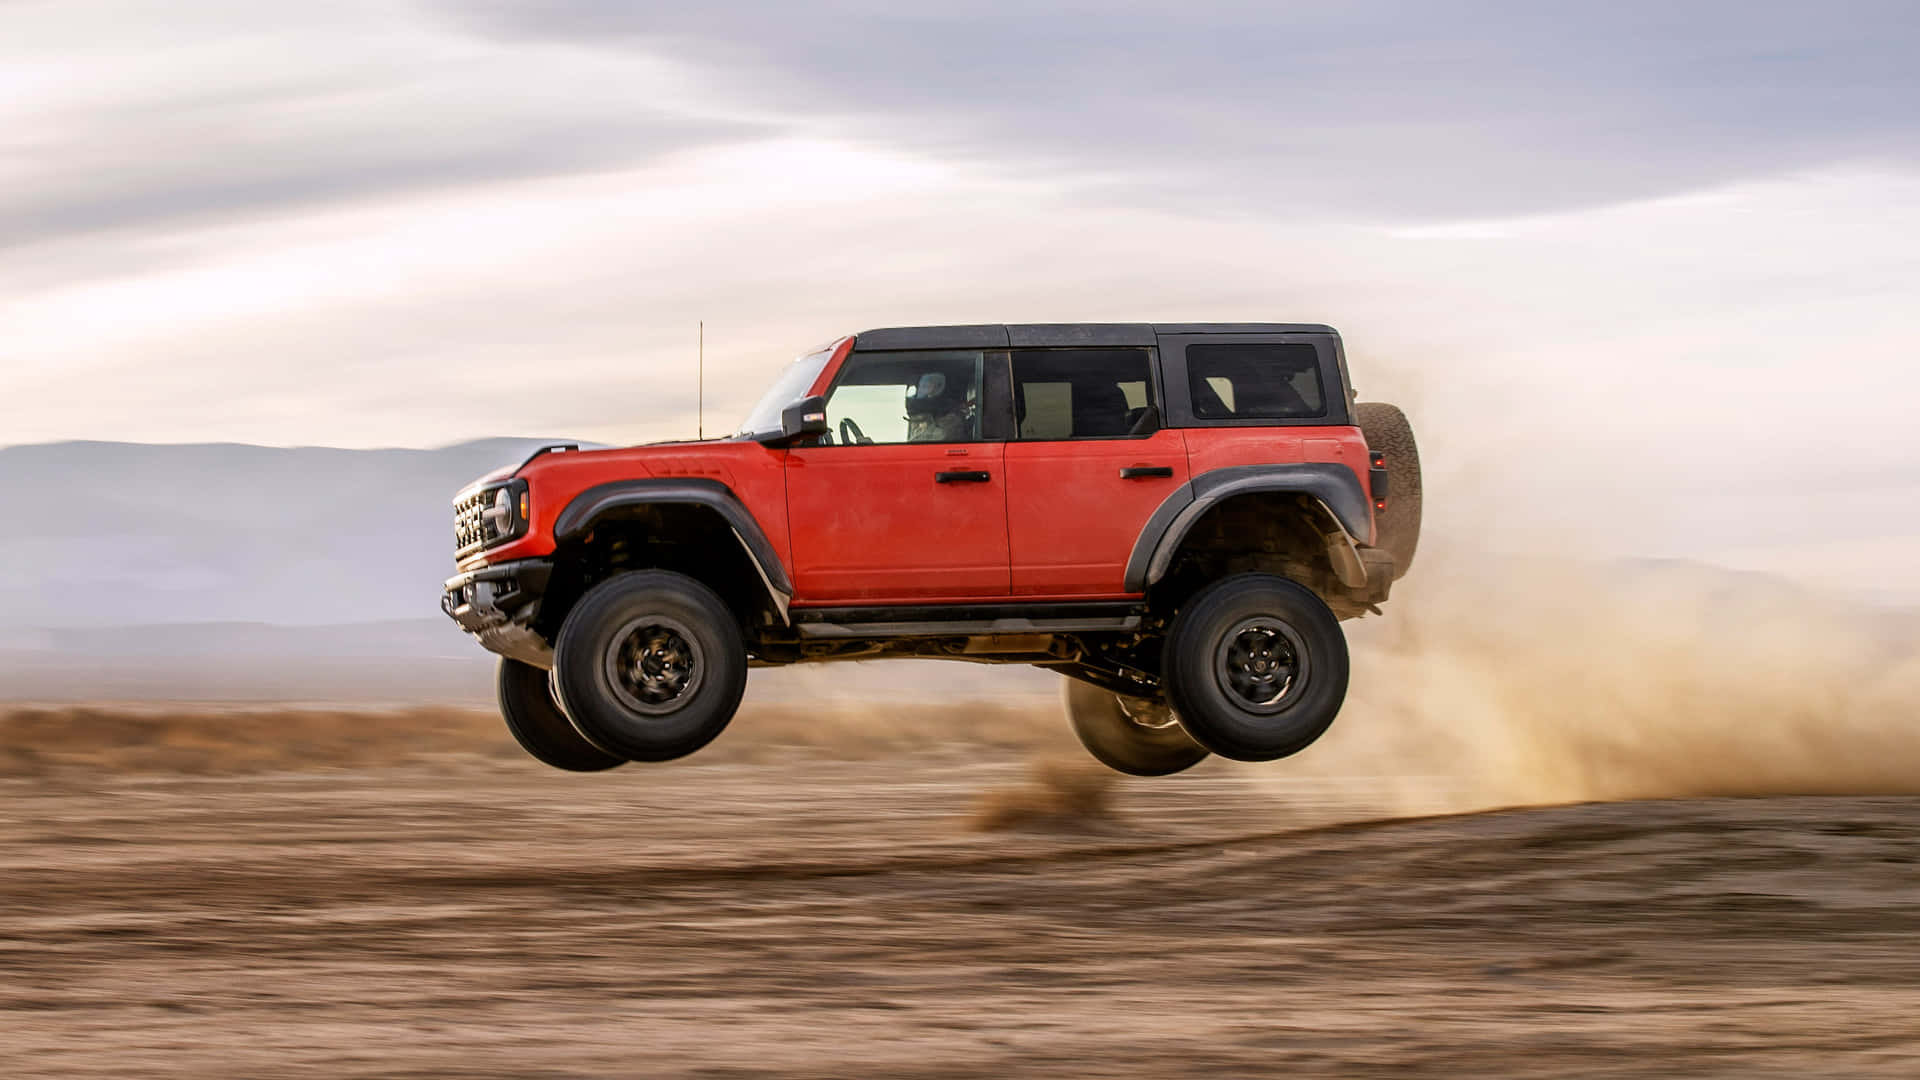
838 417 872 446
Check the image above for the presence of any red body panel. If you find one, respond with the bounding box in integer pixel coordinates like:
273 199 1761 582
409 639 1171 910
460 441 793 573
462 425 1376 601
783 442 1010 601
1002 429 1188 595
1180 425 1376 546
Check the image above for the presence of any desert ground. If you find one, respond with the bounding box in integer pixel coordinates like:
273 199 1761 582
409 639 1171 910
7 557 1920 1077
3 695 1918 1079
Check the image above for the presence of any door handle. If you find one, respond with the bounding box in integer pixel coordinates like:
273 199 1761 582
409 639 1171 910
1119 466 1175 479
935 470 992 484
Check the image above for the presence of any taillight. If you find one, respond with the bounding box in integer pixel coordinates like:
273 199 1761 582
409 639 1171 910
1369 450 1389 509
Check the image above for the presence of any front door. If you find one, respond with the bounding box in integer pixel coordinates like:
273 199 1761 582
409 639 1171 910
1001 346 1189 596
784 347 1011 603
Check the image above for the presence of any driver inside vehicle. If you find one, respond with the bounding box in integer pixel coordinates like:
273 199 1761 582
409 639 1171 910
904 372 977 443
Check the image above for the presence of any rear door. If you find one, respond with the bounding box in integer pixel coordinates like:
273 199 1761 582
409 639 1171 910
1156 331 1374 542
1001 346 1188 596
784 348 1012 603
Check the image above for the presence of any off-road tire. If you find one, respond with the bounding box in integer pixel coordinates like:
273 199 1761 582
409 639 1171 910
1063 678 1210 777
1354 401 1421 580
1162 573 1349 762
496 657 627 772
552 570 748 763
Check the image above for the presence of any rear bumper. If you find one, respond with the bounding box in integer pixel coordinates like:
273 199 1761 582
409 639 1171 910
440 558 556 669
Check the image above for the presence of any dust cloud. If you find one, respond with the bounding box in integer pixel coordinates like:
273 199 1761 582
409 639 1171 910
1295 545 1920 814
971 756 1119 832
958 546 1920 826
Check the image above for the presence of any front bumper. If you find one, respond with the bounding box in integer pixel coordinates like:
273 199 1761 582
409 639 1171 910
441 558 556 669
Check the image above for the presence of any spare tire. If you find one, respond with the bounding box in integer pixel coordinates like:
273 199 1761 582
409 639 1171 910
1354 401 1422 580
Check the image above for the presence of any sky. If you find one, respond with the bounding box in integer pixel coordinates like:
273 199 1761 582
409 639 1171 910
3 1 1919 596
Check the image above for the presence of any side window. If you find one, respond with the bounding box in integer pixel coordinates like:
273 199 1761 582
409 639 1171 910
823 350 986 444
1012 348 1156 440
1187 343 1326 419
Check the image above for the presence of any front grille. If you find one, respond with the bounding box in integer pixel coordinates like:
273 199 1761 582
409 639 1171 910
454 487 504 557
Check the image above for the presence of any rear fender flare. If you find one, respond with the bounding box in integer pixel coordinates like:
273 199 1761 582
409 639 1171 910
552 479 794 621
1124 464 1374 593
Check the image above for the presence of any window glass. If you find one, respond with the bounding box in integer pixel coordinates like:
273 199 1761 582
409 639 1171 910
1186 343 1325 419
736 341 837 437
1012 348 1156 439
823 350 985 444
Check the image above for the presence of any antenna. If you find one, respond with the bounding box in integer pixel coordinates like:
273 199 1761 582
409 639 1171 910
697 320 704 440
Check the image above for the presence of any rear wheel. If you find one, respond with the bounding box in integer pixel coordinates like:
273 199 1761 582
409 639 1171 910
1063 677 1210 777
496 657 626 772
1162 574 1349 762
552 571 748 763
1354 401 1422 579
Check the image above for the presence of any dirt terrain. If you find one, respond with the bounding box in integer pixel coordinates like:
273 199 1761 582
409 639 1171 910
3 701 1918 1078
6 562 1920 1076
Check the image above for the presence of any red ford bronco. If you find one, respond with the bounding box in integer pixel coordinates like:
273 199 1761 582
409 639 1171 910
443 323 1420 776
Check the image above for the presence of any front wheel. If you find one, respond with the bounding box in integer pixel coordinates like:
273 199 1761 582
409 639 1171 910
1161 574 1349 762
1063 677 1210 777
496 657 626 772
551 571 749 763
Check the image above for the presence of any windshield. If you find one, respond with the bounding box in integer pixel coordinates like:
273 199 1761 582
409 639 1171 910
736 341 838 437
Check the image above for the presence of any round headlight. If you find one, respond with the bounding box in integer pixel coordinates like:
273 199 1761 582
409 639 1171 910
484 487 514 532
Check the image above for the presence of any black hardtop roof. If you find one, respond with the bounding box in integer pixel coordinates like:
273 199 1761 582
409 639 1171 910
851 322 1338 351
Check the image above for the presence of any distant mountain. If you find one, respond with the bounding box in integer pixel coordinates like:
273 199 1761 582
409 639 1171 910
0 438 574 627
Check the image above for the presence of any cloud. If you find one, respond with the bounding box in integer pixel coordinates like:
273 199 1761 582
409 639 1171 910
0 2 760 255
441 0 1920 220
10 1 1912 270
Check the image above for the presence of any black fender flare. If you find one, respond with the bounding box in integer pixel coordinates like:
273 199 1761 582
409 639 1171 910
1123 464 1375 593
552 478 794 619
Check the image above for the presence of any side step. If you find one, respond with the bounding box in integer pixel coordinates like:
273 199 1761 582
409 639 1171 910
791 601 1143 640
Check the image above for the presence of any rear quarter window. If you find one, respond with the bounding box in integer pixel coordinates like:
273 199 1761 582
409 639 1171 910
1187 343 1326 419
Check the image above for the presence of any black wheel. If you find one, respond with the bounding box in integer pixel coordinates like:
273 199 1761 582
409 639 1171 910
1162 574 1349 762
1063 677 1210 777
551 571 748 763
1354 401 1422 580
497 657 627 771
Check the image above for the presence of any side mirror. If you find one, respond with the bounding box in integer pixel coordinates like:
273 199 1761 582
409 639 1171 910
762 395 829 446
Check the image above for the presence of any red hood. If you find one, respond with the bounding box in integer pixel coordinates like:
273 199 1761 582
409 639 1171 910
456 436 748 495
